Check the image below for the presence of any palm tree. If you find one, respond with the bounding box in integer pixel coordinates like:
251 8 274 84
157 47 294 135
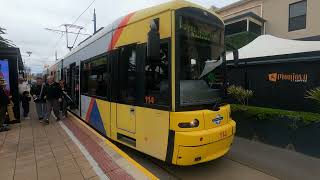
0 27 14 48
305 87 320 104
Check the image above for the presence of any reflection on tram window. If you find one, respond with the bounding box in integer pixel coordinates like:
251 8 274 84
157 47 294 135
119 44 137 103
178 15 224 106
144 42 169 106
81 56 109 98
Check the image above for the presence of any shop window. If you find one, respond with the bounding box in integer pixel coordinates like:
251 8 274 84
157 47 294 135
289 0 307 31
249 21 262 35
225 20 247 36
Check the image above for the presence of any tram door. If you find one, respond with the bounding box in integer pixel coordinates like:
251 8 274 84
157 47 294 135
116 45 137 135
70 63 80 111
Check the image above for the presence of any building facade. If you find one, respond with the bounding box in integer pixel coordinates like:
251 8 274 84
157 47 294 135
215 0 320 42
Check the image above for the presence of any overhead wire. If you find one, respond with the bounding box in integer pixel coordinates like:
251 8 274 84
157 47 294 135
43 0 97 69
52 0 97 50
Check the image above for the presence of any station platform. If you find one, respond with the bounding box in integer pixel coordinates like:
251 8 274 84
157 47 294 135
0 103 157 180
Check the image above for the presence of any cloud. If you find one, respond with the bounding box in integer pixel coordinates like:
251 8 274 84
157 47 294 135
1 0 239 73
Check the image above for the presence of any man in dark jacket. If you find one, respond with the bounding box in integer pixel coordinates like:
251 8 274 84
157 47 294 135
0 78 10 132
30 77 46 122
43 76 62 124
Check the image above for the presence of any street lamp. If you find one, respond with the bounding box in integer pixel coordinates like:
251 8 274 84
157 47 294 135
26 51 32 57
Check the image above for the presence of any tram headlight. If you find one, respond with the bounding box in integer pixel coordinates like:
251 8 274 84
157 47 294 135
178 119 200 128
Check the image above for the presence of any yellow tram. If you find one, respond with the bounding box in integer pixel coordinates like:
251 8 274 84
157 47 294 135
51 0 236 166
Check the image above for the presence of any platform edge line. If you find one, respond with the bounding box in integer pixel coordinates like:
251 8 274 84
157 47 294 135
67 112 159 180
59 121 109 180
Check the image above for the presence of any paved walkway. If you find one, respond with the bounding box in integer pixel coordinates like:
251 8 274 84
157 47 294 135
0 103 153 180
0 106 100 180
227 137 320 180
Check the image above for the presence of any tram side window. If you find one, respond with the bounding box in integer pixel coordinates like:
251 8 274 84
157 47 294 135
144 42 169 106
118 45 137 103
81 56 109 98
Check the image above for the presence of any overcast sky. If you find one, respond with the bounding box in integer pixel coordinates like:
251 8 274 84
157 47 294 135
0 0 239 73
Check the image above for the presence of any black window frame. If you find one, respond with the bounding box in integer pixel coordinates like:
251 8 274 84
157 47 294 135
141 38 172 110
115 40 172 111
80 52 110 101
175 7 225 112
249 21 262 35
117 43 138 105
289 0 307 32
225 20 248 36
79 39 172 111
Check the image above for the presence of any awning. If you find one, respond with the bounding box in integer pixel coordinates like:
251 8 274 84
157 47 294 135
227 35 320 60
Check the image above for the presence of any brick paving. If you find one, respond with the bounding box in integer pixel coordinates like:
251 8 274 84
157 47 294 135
63 118 133 180
63 113 149 180
0 103 151 180
0 104 99 180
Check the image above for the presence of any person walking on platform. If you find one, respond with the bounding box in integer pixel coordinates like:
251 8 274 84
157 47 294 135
0 78 10 132
18 77 31 119
59 80 69 118
43 76 62 124
31 77 46 122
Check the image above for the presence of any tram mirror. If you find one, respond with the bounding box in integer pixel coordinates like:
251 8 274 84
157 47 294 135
147 19 160 62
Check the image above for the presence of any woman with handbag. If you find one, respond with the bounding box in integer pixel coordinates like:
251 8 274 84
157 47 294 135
30 77 46 122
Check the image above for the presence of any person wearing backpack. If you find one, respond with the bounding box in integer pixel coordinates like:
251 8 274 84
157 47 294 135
30 77 46 123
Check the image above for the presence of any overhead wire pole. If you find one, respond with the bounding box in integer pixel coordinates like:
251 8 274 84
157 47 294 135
93 8 97 34
42 0 97 69
47 0 97 52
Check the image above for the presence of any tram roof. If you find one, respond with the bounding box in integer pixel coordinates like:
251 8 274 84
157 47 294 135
61 0 221 60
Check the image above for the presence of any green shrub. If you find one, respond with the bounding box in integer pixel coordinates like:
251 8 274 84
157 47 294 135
231 104 320 124
305 87 320 104
227 85 254 105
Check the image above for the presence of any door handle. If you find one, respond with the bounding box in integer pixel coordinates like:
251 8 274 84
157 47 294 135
130 108 135 113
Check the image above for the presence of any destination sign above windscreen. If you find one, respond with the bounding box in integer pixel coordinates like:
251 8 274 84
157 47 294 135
179 16 221 43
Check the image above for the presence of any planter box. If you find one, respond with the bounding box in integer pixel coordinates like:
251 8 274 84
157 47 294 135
254 116 295 148
293 121 320 158
232 112 255 139
231 104 320 158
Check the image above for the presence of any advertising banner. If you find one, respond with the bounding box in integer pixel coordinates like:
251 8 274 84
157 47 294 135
0 59 10 94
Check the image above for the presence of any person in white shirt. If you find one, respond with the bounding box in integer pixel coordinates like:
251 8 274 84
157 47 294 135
18 77 31 119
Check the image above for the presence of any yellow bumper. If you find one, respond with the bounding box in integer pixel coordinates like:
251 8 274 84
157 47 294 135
173 120 236 166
